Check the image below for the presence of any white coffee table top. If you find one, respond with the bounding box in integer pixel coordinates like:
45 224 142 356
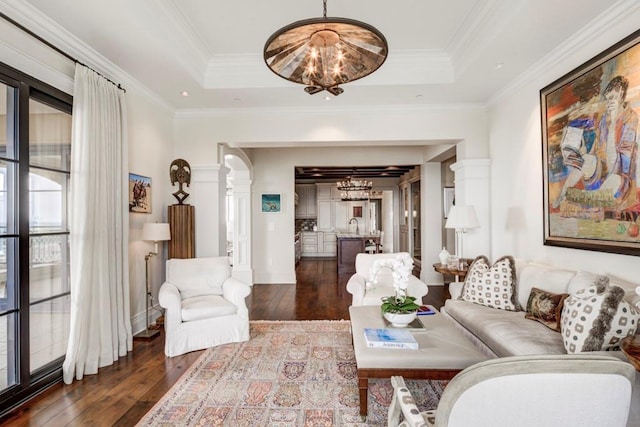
350 305 488 370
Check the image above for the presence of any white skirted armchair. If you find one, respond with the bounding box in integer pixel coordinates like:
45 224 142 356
158 257 251 357
346 252 428 306
388 355 636 427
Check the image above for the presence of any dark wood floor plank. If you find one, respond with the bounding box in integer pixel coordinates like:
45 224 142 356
1 257 446 425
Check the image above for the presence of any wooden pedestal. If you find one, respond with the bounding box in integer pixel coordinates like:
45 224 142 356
168 204 195 259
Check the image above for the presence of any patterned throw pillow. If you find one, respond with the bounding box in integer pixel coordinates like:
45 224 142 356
525 287 569 332
561 276 639 353
459 255 520 311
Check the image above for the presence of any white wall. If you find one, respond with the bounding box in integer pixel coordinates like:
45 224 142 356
175 107 489 284
249 145 483 284
2 21 176 334
488 9 640 281
127 90 175 334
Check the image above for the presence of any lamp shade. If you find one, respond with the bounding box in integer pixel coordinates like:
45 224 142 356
445 205 480 230
142 223 171 242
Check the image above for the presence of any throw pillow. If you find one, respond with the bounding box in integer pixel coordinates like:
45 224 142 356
459 255 520 311
561 275 639 353
524 287 569 332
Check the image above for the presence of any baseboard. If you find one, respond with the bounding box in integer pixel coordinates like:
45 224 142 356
131 304 163 336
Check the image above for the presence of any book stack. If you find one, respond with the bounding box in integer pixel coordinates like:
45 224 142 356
363 328 419 350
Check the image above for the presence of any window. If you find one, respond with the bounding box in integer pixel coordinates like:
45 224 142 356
0 63 72 413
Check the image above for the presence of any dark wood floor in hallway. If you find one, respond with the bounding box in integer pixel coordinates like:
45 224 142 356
1 257 446 426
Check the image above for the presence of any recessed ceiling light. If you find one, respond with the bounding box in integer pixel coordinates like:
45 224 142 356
324 95 331 101
495 62 504 69
415 94 423 99
234 98 241 102
180 90 190 97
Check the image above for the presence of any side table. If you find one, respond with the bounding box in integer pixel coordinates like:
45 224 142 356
432 262 469 282
621 335 640 371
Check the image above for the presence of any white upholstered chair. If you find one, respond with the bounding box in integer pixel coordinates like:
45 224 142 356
346 252 428 306
158 257 251 357
388 355 636 427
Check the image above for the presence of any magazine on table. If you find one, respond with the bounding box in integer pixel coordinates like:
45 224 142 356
417 305 436 316
363 328 419 350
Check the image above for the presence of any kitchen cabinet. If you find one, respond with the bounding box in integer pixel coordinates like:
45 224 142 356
294 233 301 264
300 231 336 257
323 232 337 255
301 231 318 255
317 199 332 230
316 184 333 200
295 184 317 219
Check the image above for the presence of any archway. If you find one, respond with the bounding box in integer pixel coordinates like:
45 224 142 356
223 146 253 285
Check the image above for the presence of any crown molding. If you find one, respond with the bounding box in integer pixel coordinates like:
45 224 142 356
175 102 487 119
447 0 506 77
153 0 211 84
488 0 640 106
0 0 174 112
0 19 74 93
204 49 454 89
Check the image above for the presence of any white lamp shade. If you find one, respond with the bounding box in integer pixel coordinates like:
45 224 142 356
142 223 171 242
445 205 480 230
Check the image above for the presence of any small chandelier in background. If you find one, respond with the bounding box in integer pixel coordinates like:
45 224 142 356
337 171 373 201
263 0 388 96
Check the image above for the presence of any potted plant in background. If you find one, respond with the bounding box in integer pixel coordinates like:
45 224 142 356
370 253 420 327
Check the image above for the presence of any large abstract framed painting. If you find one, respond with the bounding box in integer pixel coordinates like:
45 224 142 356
541 29 640 255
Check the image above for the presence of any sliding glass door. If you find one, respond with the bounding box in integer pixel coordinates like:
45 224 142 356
0 63 72 413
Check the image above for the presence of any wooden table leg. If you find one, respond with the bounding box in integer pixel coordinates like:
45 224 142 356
358 375 368 417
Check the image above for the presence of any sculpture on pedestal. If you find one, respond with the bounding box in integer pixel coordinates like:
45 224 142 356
170 158 191 204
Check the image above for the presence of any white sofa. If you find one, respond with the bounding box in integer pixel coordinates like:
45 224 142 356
441 260 640 426
346 252 428 306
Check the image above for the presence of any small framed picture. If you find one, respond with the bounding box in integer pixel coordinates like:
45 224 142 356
443 187 455 218
261 193 281 213
129 173 151 213
353 206 363 218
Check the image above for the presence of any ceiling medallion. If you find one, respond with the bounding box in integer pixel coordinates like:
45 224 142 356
263 0 388 96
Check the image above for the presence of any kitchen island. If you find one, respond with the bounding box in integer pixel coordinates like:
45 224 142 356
336 233 381 274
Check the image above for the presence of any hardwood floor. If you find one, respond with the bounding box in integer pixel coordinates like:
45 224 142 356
1 257 446 426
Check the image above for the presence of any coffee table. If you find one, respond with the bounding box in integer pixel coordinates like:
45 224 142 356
349 305 488 417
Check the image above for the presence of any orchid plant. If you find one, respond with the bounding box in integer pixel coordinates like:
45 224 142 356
369 253 419 314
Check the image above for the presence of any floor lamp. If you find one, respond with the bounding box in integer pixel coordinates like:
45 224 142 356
134 222 171 340
444 205 480 260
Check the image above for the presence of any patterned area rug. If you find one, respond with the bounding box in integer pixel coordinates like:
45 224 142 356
137 321 446 426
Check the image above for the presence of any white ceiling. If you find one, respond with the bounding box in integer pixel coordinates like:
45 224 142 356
8 0 619 111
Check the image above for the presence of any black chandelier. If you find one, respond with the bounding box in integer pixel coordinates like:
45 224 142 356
337 170 373 201
263 0 388 96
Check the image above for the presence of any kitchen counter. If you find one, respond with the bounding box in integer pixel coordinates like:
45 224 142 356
336 233 380 239
336 234 381 274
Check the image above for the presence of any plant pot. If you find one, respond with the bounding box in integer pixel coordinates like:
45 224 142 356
383 311 417 327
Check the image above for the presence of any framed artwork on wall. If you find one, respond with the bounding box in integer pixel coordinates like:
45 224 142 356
261 193 281 213
443 187 455 219
353 206 362 218
541 29 640 255
129 173 151 213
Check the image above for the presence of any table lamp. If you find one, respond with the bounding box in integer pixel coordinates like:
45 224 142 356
444 205 480 259
135 222 171 340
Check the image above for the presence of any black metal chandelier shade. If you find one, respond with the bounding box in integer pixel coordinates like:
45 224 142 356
263 6 388 96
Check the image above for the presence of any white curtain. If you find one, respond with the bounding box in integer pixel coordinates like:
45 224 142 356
63 64 132 384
